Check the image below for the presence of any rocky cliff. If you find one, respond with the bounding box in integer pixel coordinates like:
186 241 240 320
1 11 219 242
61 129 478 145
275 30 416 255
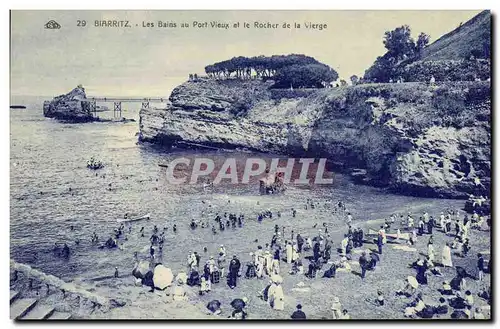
43 85 94 122
139 79 490 198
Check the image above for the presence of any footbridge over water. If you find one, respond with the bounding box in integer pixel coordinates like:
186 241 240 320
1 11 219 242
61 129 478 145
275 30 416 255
86 97 168 118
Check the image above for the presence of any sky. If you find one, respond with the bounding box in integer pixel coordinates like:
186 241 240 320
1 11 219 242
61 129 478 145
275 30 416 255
10 10 482 97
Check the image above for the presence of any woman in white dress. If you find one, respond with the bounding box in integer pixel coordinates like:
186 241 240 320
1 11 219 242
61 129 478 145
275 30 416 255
271 283 285 310
441 243 453 267
331 296 342 319
286 242 293 264
428 242 435 262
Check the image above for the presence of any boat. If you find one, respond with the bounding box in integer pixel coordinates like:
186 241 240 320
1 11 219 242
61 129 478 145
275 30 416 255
10 105 27 109
87 157 104 170
116 213 151 223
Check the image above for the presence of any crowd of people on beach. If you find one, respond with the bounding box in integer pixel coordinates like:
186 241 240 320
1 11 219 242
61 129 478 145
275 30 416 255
51 192 491 320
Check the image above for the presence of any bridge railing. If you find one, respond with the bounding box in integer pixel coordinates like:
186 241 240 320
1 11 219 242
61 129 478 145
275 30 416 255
84 97 168 118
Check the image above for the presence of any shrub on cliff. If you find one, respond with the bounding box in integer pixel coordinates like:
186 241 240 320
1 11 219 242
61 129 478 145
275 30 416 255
229 88 258 117
272 63 338 89
230 98 253 117
398 59 490 82
403 82 490 132
364 11 491 83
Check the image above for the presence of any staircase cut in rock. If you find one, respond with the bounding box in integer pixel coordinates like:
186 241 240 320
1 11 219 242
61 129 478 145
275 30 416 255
47 311 72 320
10 298 37 319
20 304 55 320
10 290 20 304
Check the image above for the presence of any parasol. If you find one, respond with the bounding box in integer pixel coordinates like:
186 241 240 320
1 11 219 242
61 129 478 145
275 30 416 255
153 265 173 290
207 300 222 313
407 276 419 289
230 298 246 310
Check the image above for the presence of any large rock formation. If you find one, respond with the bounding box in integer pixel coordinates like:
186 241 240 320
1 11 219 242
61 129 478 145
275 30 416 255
43 85 94 122
139 79 490 198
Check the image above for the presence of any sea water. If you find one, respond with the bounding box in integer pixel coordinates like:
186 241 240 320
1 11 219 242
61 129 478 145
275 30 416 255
9 96 462 283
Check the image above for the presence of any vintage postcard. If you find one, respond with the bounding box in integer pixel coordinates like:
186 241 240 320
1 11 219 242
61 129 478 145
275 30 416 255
10 10 491 320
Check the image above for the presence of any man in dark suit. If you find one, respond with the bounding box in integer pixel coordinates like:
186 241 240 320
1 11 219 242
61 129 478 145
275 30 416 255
291 304 307 320
359 252 368 279
228 255 241 289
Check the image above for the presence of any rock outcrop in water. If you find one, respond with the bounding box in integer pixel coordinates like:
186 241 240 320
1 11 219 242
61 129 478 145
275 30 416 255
43 85 94 122
139 79 491 199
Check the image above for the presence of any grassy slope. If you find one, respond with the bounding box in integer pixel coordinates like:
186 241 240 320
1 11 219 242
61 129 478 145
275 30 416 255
420 10 491 61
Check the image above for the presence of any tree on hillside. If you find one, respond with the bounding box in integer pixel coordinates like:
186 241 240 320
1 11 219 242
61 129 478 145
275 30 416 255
415 32 431 57
383 25 416 60
350 75 359 85
364 25 431 82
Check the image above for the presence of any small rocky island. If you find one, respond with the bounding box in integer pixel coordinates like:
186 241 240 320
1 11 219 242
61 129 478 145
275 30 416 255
43 85 95 122
43 85 135 123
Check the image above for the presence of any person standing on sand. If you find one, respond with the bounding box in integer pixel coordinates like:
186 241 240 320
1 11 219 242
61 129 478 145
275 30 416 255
264 250 273 276
408 214 414 229
272 256 280 275
331 297 343 319
272 282 285 310
228 255 241 289
377 232 384 255
477 253 485 281
313 241 321 261
359 252 368 279
427 216 434 234
286 241 293 264
267 281 277 307
418 218 425 236
441 243 453 267
440 212 446 230
427 238 435 262
296 234 304 253
341 235 349 256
